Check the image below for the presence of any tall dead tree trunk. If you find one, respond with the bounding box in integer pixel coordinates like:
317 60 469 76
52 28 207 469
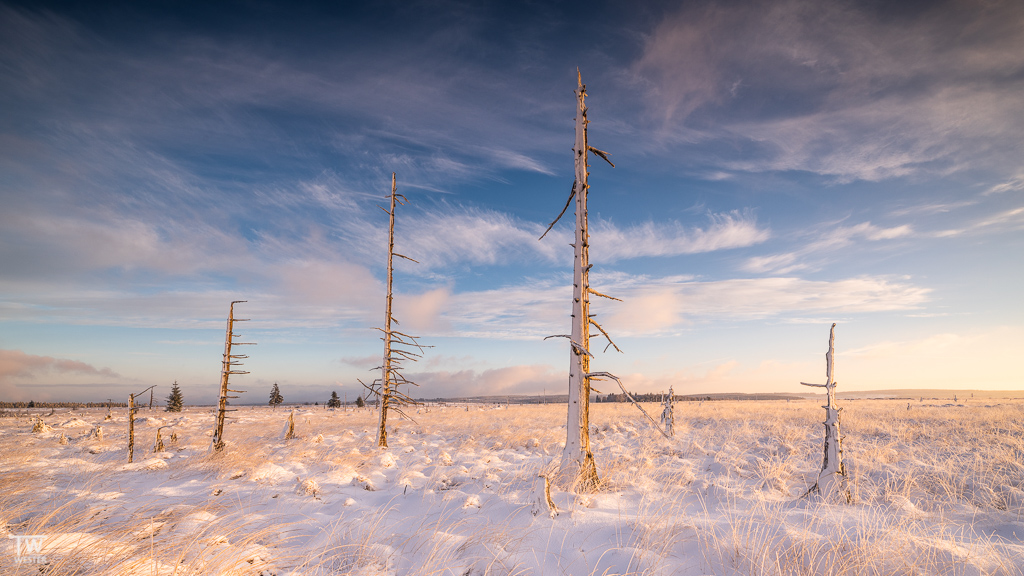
541 71 621 491
127 385 155 463
361 173 427 449
212 300 256 452
801 323 850 502
128 393 136 463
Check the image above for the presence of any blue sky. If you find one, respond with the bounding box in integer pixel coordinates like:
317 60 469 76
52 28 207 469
1 0 1022 404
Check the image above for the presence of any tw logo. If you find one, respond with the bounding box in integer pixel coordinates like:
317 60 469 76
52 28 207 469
8 534 48 564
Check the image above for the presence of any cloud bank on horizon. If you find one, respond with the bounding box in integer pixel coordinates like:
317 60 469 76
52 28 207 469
1 0 1021 402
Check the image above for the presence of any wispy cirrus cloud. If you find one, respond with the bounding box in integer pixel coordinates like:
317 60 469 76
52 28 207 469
604 274 929 335
934 206 1024 238
345 207 767 271
633 0 1024 182
743 221 913 274
984 173 1024 196
397 272 930 339
593 210 769 261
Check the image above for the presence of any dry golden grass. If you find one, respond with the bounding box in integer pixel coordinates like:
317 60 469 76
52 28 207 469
1 399 1022 575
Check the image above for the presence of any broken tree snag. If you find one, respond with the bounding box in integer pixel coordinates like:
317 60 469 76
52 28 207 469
283 410 296 440
540 70 621 492
530 474 559 518
127 385 155 463
153 425 171 453
660 386 675 437
211 300 256 452
127 390 141 461
800 323 850 503
362 173 429 449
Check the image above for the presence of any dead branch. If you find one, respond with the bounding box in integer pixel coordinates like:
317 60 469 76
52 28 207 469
587 146 615 167
544 334 593 357
588 371 670 439
539 181 576 240
588 287 622 302
393 252 419 263
589 318 622 353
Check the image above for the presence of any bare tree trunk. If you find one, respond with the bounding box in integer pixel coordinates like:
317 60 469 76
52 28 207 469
661 386 675 436
212 300 255 452
542 71 618 491
530 473 558 518
128 385 155 463
378 174 397 448
127 393 135 463
284 410 295 440
561 71 599 490
153 426 169 452
363 173 428 449
537 71 633 491
801 323 850 502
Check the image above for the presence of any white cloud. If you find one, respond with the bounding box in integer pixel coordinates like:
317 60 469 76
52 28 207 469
888 200 978 217
593 211 770 261
985 174 1024 195
409 364 563 398
607 276 929 335
401 272 929 339
393 287 452 334
743 221 913 274
933 206 1024 237
375 208 765 271
396 208 560 269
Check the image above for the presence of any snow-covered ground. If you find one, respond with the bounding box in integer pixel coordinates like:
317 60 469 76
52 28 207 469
2 399 1023 575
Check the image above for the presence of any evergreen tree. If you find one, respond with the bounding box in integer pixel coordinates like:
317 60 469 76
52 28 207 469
269 382 284 410
166 381 183 412
355 395 366 408
327 391 341 408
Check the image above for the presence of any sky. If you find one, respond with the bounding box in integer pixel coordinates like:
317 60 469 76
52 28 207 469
1 0 1022 404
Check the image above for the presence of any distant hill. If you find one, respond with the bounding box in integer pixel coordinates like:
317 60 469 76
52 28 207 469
834 389 1024 400
676 392 806 402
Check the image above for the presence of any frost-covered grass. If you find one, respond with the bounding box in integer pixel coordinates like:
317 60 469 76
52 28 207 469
1 399 1022 575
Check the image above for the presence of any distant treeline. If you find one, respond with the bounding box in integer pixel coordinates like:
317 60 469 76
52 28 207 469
598 393 804 402
597 393 703 403
0 401 128 409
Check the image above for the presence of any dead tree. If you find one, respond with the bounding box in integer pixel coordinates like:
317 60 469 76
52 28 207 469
540 71 623 491
153 425 171 452
211 300 256 452
660 386 675 436
801 323 850 502
283 410 295 440
127 385 155 463
361 173 428 449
